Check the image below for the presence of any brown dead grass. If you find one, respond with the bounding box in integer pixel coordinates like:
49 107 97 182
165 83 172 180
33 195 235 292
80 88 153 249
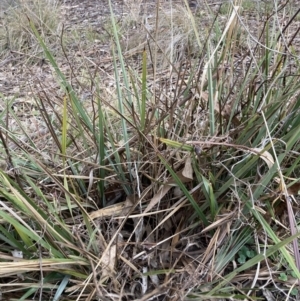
0 0 300 301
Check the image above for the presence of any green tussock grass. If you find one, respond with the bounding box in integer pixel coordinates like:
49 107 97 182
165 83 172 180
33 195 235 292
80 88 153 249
0 0 300 300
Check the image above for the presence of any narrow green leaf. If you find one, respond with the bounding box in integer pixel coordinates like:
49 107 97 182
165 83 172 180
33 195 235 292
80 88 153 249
209 230 300 294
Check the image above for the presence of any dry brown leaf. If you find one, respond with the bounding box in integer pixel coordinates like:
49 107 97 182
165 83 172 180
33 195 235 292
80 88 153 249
119 255 141 276
89 201 130 220
201 210 236 234
251 147 274 169
144 185 171 214
287 183 300 195
120 195 135 216
171 215 184 247
144 168 193 214
182 156 193 179
100 244 117 282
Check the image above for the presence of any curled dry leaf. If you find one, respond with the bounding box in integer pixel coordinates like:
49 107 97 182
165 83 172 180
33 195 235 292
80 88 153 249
182 156 193 180
144 168 193 214
287 183 300 195
201 210 236 234
100 244 117 282
252 148 274 169
89 200 133 220
120 195 135 216
144 185 172 214
251 148 274 169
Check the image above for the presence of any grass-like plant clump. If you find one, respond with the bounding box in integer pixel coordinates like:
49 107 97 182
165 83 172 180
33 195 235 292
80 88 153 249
0 0 60 54
0 0 300 300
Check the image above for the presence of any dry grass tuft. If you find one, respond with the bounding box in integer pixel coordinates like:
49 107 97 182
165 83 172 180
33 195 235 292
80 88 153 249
0 0 300 300
120 1 205 69
0 0 61 56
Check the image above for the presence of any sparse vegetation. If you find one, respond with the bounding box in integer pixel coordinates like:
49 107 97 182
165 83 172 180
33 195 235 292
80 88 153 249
0 0 300 300
0 0 60 54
